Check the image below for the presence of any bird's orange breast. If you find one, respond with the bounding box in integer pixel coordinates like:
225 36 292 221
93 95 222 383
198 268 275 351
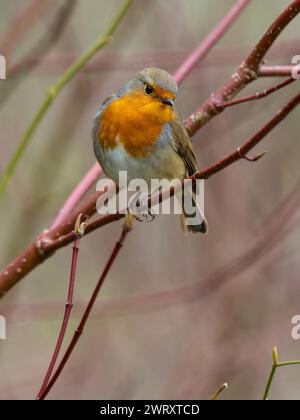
98 91 175 158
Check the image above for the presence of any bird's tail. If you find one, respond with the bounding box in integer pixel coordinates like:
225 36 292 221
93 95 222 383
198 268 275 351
180 188 208 234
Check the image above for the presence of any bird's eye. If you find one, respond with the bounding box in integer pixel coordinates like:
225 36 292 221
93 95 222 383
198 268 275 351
145 85 153 95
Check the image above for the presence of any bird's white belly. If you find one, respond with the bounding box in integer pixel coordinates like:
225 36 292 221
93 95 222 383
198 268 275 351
100 142 185 187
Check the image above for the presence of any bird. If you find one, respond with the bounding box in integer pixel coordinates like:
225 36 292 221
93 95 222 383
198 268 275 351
92 67 208 234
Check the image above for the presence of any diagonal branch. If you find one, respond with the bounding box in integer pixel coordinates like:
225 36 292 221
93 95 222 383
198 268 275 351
220 77 296 109
173 0 251 84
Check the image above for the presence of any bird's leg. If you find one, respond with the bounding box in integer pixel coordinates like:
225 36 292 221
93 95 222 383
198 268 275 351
128 190 156 223
124 212 134 231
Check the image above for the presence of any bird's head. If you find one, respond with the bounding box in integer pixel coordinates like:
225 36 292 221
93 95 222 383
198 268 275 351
123 67 178 123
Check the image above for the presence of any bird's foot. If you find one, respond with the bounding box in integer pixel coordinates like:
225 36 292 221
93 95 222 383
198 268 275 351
128 191 156 223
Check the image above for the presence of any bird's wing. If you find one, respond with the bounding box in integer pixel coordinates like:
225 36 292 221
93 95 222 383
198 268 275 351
92 94 118 141
169 113 199 176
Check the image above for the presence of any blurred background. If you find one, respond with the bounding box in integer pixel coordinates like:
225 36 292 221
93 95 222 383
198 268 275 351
0 0 300 400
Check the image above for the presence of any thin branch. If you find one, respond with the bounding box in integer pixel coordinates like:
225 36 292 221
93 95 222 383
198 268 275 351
220 77 296 109
173 0 251 84
211 383 228 400
263 348 300 400
51 163 102 229
35 215 88 400
192 90 300 180
259 65 294 77
38 219 132 400
0 0 133 198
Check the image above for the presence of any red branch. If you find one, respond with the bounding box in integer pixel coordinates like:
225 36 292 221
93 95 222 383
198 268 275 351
35 215 87 399
38 222 131 400
194 90 300 179
173 0 251 84
220 77 296 109
259 65 295 77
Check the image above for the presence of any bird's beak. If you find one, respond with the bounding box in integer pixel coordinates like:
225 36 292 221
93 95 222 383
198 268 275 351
161 97 174 107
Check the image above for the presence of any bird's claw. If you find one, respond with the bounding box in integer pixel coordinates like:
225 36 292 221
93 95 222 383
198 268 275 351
128 191 156 223
134 209 156 223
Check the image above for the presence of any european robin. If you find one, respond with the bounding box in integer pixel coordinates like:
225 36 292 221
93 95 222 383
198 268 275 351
92 67 208 233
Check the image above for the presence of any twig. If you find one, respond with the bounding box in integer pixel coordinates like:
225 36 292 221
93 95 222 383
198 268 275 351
263 348 300 400
220 77 296 109
173 0 251 84
51 163 102 229
211 383 228 400
259 65 294 77
0 0 133 198
38 219 132 400
192 90 300 180
36 214 88 400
